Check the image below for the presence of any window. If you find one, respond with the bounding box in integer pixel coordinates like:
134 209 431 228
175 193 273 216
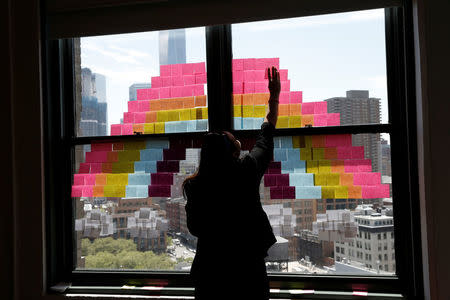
44 2 423 299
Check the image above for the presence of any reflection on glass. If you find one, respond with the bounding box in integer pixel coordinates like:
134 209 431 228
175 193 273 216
76 27 207 137
232 9 387 130
72 134 393 275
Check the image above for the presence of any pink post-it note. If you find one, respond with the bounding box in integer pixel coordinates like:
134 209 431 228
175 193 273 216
160 65 170 76
254 70 266 81
279 92 290 104
123 112 134 124
73 174 85 185
91 142 112 151
90 163 103 174
161 76 172 87
254 81 268 93
281 80 290 92
255 59 266 70
172 76 184 86
313 114 327 127
193 84 204 96
314 102 327 114
138 101 149 112
232 59 244 71
171 86 183 98
290 91 303 103
279 69 288 81
301 102 314 114
243 82 255 94
171 64 182 76
195 74 207 84
357 159 372 172
327 113 340 126
193 62 206 74
183 85 194 97
151 77 161 88
182 63 195 75
82 186 94 197
352 146 365 159
110 124 122 136
128 101 139 112
243 58 256 70
85 174 96 185
135 112 146 123
184 75 195 85
244 70 255 82
233 71 244 82
233 82 243 94
122 124 133 135
136 89 148 100
160 87 171 99
71 186 83 197
149 88 160 100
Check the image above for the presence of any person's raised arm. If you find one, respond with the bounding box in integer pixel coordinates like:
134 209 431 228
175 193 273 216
264 66 280 127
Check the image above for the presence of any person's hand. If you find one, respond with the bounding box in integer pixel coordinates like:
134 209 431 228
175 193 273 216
267 67 281 99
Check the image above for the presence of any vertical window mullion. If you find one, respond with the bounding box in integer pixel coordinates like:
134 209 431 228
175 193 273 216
205 25 233 132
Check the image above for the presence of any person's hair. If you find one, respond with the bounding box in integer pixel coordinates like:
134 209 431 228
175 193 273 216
182 131 239 198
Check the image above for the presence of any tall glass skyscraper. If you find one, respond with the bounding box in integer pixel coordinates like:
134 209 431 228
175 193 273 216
159 29 186 66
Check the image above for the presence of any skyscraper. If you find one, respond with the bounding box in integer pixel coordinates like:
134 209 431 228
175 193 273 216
159 29 186 66
325 90 381 172
80 68 108 136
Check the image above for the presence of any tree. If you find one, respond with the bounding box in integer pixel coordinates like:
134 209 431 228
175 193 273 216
81 237 137 256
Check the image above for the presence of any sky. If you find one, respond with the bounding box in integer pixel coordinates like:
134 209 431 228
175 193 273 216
80 8 388 134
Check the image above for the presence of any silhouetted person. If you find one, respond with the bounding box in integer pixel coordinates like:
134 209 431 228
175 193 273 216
183 67 281 299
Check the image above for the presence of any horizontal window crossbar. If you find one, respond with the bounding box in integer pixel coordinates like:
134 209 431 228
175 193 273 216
69 124 390 145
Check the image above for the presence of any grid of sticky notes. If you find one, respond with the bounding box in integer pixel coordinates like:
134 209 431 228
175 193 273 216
231 58 340 129
72 135 389 200
71 138 203 198
264 135 390 199
110 62 208 136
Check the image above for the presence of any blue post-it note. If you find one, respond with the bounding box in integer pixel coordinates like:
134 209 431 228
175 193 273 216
295 186 322 199
145 139 170 149
140 149 163 161
289 173 314 186
126 185 137 198
128 173 151 185
233 117 242 130
136 185 149 198
243 118 254 130
274 149 288 161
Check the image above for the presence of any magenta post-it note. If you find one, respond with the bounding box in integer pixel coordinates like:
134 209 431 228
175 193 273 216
357 159 372 172
184 75 195 85
232 59 244 71
90 163 103 174
279 92 290 104
86 151 108 163
276 174 290 186
110 124 122 136
290 91 303 103
73 174 85 185
243 82 255 94
161 76 172 87
78 163 90 173
182 63 195 75
313 102 327 114
193 84 204 96
264 174 277 187
243 58 256 70
301 102 314 114
233 71 244 82
160 65 171 76
71 186 83 197
172 76 184 87
313 114 327 127
128 101 139 112
151 76 161 88
282 186 295 199
171 64 183 76
270 186 283 199
351 146 365 159
281 80 291 92
337 147 353 159
91 142 112 152
160 87 171 99
233 82 243 94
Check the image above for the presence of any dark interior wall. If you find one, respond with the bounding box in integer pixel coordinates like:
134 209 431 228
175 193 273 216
2 0 450 299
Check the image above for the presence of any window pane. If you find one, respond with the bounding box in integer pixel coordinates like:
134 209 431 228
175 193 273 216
231 9 387 130
75 27 208 137
72 133 393 275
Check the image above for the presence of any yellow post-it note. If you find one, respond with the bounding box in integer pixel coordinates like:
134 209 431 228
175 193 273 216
334 185 348 198
326 173 340 186
123 141 146 150
321 186 335 199
306 160 319 173
318 159 331 173
314 173 327 186
179 109 190 121
201 107 208 119
242 105 254 118
112 162 134 173
254 105 266 118
304 136 312 148
167 110 180 122
118 150 140 161
289 115 302 128
300 148 312 160
144 123 155 134
154 122 165 133
106 174 128 185
276 116 289 128
233 105 242 117
313 148 325 160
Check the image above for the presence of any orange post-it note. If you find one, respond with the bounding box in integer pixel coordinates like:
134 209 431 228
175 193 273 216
145 111 157 123
279 104 290 116
107 151 118 162
324 147 337 159
347 185 362 198
133 124 144 134
331 160 345 173
160 99 170 110
233 94 242 105
242 94 254 105
254 93 269 105
289 103 301 116
301 115 314 127
312 135 326 148
340 173 354 185
184 97 195 108
95 174 107 185
113 142 124 151
149 100 161 111
195 95 207 107
102 162 113 173
174 98 184 109
93 185 104 197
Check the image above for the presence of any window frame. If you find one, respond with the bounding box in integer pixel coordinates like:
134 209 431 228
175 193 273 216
43 4 423 299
